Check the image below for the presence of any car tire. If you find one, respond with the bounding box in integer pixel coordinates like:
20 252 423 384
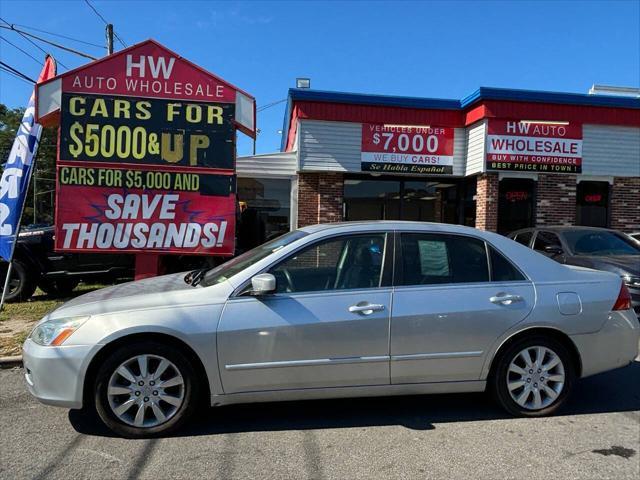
94 340 199 438
492 335 576 417
39 278 80 297
1 259 37 302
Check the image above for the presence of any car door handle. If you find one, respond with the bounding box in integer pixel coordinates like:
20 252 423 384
348 303 385 315
490 294 523 305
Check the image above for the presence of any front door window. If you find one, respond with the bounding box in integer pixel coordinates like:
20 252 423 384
270 234 387 293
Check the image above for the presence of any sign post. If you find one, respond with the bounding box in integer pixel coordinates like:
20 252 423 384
35 40 256 280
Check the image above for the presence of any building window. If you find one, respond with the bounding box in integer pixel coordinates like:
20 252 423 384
343 175 472 224
344 178 401 220
498 178 535 234
576 181 609 228
237 178 291 251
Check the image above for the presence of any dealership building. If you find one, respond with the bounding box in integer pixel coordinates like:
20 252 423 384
236 86 639 247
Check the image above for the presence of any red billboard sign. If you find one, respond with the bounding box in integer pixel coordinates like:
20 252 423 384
49 40 253 257
486 120 582 173
361 124 455 174
55 166 235 254
61 40 237 103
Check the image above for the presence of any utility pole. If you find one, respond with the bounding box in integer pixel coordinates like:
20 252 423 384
106 24 114 55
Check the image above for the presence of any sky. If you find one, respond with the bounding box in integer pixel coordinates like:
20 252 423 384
0 0 638 156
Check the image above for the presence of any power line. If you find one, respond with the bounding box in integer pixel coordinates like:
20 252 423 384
13 23 105 50
0 61 35 83
83 0 127 48
0 66 33 85
0 25 96 61
0 17 69 70
0 34 43 66
257 98 287 112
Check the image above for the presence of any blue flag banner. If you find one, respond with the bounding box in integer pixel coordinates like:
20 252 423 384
0 94 43 262
0 55 56 262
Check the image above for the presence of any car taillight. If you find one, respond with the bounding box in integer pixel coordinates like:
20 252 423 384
612 282 632 311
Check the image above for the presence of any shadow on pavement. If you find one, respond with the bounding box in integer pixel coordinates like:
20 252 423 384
69 360 640 438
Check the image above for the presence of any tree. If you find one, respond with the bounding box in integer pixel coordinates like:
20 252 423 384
0 103 58 226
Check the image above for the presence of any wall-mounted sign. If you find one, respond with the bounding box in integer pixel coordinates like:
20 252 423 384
486 120 582 173
38 40 255 257
361 124 455 175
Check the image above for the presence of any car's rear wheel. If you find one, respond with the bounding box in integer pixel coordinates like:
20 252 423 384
492 336 576 416
94 341 199 438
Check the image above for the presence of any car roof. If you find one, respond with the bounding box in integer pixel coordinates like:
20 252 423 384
298 220 478 235
511 226 618 235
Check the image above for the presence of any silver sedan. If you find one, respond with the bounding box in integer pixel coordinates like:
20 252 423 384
22 221 639 437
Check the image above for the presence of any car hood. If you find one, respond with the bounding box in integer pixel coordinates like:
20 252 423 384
48 272 231 319
573 255 640 276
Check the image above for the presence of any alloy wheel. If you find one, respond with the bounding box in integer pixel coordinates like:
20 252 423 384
506 346 565 410
107 354 185 428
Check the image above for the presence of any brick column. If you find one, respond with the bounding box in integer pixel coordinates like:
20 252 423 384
297 173 319 227
536 174 577 227
610 177 640 232
297 172 344 227
475 174 498 231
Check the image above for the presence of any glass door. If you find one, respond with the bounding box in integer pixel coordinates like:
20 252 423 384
497 178 535 234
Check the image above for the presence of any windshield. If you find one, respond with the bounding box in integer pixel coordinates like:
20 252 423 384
563 230 640 256
201 230 309 286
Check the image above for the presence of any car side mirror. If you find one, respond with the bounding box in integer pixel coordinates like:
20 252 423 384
544 245 563 255
250 273 276 295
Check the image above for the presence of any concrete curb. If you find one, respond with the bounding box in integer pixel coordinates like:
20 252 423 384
0 355 22 368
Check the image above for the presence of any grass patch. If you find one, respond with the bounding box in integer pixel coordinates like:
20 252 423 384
0 330 30 357
0 283 104 323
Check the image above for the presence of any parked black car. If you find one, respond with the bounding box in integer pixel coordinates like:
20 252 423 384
0 225 232 303
0 225 134 302
508 226 640 317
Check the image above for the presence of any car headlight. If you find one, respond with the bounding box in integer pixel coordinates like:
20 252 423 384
29 316 90 346
622 275 640 288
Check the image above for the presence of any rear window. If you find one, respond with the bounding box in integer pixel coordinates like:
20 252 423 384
563 230 640 256
490 247 526 282
399 233 490 286
513 231 533 247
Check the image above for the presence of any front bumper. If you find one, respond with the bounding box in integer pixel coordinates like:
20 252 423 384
22 339 94 409
570 309 640 378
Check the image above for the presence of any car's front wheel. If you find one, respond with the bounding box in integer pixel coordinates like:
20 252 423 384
492 336 576 417
94 341 199 438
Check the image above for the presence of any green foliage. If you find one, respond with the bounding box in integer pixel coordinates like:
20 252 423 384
0 103 58 225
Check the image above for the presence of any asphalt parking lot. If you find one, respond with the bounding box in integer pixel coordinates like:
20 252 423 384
1 361 638 480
